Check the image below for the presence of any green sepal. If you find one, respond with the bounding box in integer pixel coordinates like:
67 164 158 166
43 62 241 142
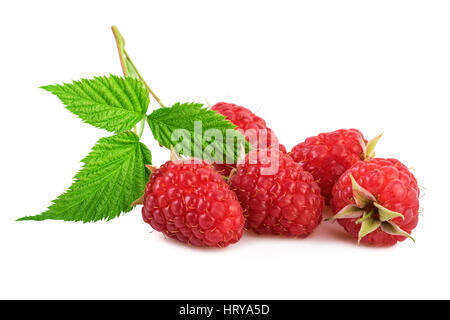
364 133 383 160
358 216 381 244
374 202 405 222
327 205 365 221
380 222 415 242
350 174 376 208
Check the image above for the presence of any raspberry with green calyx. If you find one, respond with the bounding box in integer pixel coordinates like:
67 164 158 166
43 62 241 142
330 158 420 246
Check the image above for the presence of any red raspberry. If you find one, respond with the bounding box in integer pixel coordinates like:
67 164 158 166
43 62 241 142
289 129 381 202
330 158 420 246
142 160 245 248
211 102 286 176
230 148 324 237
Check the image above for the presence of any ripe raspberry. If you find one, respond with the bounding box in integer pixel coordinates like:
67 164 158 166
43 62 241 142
289 129 382 202
230 148 324 237
211 102 286 176
142 160 245 248
330 158 420 246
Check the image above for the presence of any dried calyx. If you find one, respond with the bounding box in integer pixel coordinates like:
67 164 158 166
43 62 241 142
328 174 415 244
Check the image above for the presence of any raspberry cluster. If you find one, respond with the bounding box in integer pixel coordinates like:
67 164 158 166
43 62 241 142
33 28 421 249
141 103 420 248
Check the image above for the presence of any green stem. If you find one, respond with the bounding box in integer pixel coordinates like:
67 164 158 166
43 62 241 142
112 26 137 134
111 26 165 108
123 50 165 108
111 26 166 137
111 26 129 76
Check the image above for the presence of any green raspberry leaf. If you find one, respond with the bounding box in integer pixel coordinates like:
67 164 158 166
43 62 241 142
18 132 152 222
41 75 149 133
147 102 249 162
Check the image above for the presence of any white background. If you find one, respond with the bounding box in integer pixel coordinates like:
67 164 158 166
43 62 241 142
1 0 449 299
